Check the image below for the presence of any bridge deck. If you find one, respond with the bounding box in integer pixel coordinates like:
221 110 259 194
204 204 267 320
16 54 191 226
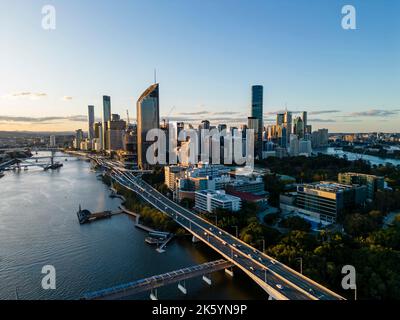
82 259 233 300
91 157 345 301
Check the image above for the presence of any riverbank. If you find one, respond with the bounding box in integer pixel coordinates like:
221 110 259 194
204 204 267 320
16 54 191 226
0 151 266 300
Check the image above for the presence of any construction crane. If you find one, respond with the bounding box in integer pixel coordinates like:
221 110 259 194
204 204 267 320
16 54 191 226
166 105 175 123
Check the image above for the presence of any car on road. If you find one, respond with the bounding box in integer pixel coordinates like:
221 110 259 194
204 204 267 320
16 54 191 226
276 284 283 290
218 231 222 235
270 260 276 265
222 241 227 245
258 257 263 262
232 243 237 247
249 266 254 271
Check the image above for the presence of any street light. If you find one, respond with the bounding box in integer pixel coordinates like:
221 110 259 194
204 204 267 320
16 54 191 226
232 226 239 238
264 269 268 284
296 257 303 274
259 238 265 253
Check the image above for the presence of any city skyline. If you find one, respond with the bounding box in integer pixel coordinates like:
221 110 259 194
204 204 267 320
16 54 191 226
0 0 399 132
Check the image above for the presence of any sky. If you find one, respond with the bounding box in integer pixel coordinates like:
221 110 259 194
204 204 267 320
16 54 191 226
0 0 399 133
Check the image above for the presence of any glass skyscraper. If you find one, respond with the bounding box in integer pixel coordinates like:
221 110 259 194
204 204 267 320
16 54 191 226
137 83 160 169
88 105 95 141
251 85 263 158
102 96 111 150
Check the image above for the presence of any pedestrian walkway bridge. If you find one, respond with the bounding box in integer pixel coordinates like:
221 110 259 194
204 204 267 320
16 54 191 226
82 259 233 300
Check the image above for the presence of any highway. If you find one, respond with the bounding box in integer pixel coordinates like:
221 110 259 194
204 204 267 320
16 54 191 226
96 158 345 300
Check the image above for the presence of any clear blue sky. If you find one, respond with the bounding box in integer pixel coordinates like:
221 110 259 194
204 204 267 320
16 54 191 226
0 0 399 132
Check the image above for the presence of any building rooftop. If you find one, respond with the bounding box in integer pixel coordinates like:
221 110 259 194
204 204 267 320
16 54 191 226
301 181 360 193
196 190 241 202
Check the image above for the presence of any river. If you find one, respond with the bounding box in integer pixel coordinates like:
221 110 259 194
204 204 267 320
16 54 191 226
0 152 265 300
317 147 400 167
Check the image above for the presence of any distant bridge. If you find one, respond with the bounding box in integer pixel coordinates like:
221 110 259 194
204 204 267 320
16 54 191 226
82 259 233 300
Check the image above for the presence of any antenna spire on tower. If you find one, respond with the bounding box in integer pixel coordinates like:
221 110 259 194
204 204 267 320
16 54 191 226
154 68 157 84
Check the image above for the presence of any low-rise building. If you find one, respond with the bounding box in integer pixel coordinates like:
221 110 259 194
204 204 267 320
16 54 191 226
195 190 242 213
338 172 384 200
280 181 367 224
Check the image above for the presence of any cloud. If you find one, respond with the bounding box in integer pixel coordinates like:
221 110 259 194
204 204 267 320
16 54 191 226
309 110 340 115
62 96 73 101
177 111 210 116
4 92 48 100
0 115 89 123
308 118 336 123
349 109 400 117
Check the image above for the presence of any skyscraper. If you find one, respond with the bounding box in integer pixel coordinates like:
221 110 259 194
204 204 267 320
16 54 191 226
294 116 304 138
251 85 263 158
88 105 95 141
137 83 160 169
102 96 111 150
284 111 292 144
302 111 307 131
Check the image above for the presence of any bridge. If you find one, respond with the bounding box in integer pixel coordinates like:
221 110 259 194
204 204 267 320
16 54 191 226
92 157 345 301
83 259 233 300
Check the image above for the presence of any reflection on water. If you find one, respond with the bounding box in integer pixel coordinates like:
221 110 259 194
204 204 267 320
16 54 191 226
319 147 400 167
0 152 265 300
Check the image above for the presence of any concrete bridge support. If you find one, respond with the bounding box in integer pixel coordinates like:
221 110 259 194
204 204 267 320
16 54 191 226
202 275 212 285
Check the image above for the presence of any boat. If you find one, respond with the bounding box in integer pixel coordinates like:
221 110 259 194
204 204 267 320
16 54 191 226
145 237 161 245
44 162 63 171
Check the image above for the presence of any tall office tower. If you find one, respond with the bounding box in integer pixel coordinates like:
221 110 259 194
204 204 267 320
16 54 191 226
218 124 227 132
102 96 111 150
302 111 307 131
49 135 56 147
284 111 292 144
107 118 126 151
280 125 287 148
294 116 304 138
277 113 285 126
87 105 95 141
74 129 83 150
289 134 299 156
137 83 160 169
251 85 263 158
200 120 210 130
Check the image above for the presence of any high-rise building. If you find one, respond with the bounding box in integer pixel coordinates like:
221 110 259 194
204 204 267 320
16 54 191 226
299 138 312 156
311 129 329 148
302 111 308 131
102 96 111 150
277 113 285 126
199 120 210 131
74 129 83 150
88 105 95 141
251 85 263 159
294 116 304 138
289 134 299 156
137 83 160 169
49 135 56 147
107 118 126 151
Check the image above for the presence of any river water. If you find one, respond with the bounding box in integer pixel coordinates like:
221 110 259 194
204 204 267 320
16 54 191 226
318 147 400 167
0 152 265 300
